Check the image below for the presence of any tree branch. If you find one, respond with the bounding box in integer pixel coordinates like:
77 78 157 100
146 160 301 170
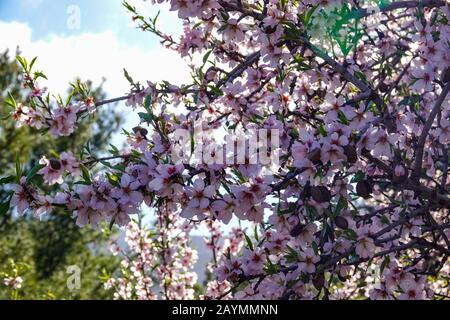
413 82 450 181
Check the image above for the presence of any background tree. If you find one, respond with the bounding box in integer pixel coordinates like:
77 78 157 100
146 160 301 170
0 48 122 299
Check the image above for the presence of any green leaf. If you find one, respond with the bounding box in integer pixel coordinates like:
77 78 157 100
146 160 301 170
208 85 223 96
50 150 60 159
354 71 368 84
73 181 91 186
343 229 358 241
285 245 298 263
143 95 152 111
65 90 75 107
291 55 312 71
264 260 279 275
351 170 365 183
138 112 153 123
6 92 17 109
202 49 213 65
0 201 10 216
122 1 135 13
311 241 319 255
314 167 323 179
0 176 16 185
380 256 390 275
109 218 116 231
244 233 254 251
152 10 161 25
34 71 48 80
16 56 28 72
220 181 231 194
26 163 45 182
80 164 91 184
317 124 328 137
231 168 246 184
380 215 390 225
254 225 259 242
106 172 120 187
29 57 38 71
113 164 126 172
335 197 348 216
123 68 134 85
304 5 318 25
109 144 120 156
15 154 22 182
338 110 349 125
304 204 318 221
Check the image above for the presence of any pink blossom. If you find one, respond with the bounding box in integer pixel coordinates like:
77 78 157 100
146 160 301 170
355 237 376 259
38 156 64 185
111 174 143 205
298 248 319 273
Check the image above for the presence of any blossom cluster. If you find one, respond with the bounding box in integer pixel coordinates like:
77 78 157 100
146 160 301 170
104 211 199 300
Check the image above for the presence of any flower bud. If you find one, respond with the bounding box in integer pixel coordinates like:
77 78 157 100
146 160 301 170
84 96 95 105
133 126 148 136
316 89 326 99
300 184 311 200
392 164 408 184
49 159 62 170
290 223 304 237
313 273 325 290
441 66 450 83
263 25 277 34
343 145 357 163
356 180 372 199
310 186 331 203
338 274 348 282
335 216 349 230
378 82 389 93
307 148 321 164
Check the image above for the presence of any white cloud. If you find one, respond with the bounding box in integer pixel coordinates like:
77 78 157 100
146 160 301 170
0 20 189 95
0 21 33 51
